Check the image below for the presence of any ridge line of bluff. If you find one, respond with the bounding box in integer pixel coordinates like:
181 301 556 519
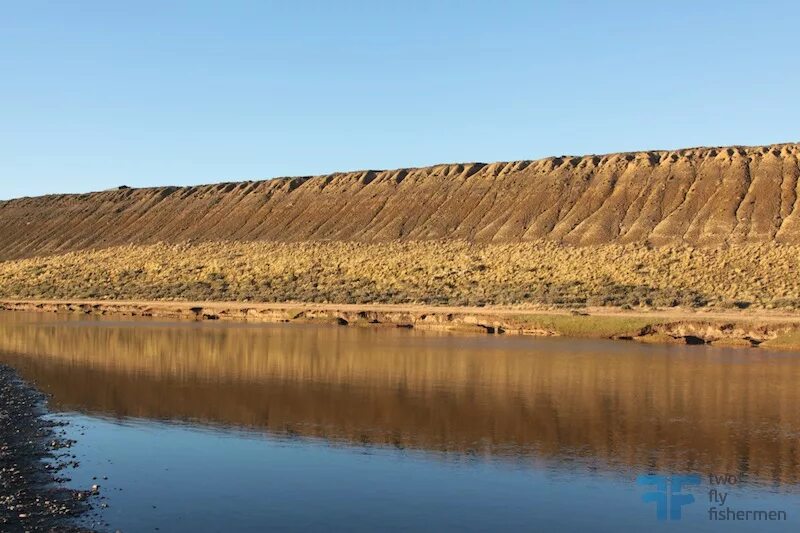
1 143 799 260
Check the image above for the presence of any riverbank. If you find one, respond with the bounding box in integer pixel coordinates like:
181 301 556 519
0 364 97 532
3 299 800 350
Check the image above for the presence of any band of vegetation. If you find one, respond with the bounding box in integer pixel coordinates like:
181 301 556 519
0 240 798 310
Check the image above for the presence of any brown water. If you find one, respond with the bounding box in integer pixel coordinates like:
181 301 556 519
0 311 798 531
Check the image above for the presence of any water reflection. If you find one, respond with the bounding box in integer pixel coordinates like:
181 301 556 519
1 312 799 485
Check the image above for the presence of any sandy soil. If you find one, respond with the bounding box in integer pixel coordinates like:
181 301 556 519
5 297 800 322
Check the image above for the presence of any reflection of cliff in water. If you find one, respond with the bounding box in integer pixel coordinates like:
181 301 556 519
1 312 799 483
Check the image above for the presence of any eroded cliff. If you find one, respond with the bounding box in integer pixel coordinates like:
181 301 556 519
2 143 799 260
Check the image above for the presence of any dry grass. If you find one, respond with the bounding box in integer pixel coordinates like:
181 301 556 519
508 315 659 337
0 240 799 309
761 332 800 350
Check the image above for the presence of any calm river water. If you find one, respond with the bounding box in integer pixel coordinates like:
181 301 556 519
0 311 799 532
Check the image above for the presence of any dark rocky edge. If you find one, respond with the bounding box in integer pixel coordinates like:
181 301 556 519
0 364 97 532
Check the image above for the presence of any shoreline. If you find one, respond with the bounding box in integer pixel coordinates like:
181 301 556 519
3 299 800 350
0 364 97 532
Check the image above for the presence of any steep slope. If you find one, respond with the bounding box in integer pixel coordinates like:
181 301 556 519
1 143 799 261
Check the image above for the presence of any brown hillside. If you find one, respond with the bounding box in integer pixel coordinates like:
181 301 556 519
1 143 799 260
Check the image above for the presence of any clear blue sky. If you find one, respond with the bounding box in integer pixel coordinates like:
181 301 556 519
1 1 797 200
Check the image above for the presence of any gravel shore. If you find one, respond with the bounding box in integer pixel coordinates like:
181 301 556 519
0 364 96 532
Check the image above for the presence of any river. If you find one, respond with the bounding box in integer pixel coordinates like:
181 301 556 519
0 311 798 531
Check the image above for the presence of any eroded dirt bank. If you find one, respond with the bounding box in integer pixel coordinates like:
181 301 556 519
2 299 800 350
2 144 800 314
2 144 800 262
